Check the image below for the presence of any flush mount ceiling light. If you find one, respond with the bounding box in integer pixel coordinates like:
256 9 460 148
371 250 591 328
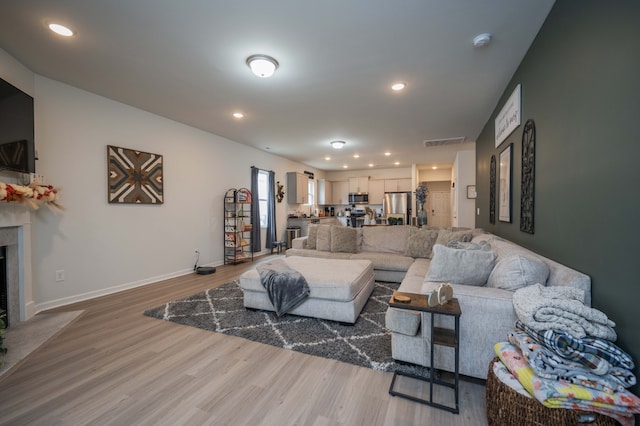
232 112 244 118
391 82 407 91
331 140 346 149
246 54 279 78
48 23 74 37
473 33 492 47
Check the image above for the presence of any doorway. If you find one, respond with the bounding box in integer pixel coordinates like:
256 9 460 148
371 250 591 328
425 181 451 228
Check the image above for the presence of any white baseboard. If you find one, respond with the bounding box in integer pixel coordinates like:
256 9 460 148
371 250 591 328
23 300 37 321
35 261 223 313
32 251 276 314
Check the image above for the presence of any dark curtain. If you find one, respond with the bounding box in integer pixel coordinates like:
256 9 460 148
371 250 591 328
265 170 277 249
250 167 261 252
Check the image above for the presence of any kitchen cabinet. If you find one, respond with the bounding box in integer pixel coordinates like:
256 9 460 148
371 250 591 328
368 179 385 205
397 178 412 192
348 176 369 193
287 172 309 204
384 178 412 192
317 179 333 205
332 181 349 204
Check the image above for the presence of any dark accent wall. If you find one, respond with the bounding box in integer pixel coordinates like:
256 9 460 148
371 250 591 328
476 0 640 391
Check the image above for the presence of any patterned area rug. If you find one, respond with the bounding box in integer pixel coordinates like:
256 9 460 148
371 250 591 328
144 281 429 375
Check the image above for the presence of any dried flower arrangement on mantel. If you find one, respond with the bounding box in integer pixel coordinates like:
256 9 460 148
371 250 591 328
0 181 62 210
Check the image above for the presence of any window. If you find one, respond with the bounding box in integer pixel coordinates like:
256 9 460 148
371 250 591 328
307 179 315 206
258 170 269 227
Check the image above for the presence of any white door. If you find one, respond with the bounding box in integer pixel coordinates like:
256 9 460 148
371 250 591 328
426 191 451 228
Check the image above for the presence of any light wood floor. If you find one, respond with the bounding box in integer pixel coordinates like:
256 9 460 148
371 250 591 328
0 254 488 425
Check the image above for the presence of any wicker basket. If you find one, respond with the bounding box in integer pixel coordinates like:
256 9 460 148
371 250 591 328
486 357 619 426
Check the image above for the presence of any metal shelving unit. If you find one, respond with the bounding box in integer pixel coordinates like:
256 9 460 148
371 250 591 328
223 188 253 265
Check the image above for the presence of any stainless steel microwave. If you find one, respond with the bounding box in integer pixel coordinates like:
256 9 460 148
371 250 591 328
348 193 369 204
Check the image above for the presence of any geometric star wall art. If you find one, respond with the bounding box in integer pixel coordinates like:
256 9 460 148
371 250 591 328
107 145 163 204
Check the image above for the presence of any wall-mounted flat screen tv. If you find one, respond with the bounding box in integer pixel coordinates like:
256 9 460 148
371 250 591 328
0 77 35 174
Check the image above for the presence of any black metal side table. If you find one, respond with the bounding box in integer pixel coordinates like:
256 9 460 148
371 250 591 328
388 291 461 414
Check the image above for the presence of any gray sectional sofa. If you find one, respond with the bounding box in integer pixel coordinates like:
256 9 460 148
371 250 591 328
287 224 591 380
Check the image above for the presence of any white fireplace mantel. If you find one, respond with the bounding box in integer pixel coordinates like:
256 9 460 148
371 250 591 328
0 203 36 324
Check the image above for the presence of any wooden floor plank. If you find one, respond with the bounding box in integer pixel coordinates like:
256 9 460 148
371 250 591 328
0 254 488 425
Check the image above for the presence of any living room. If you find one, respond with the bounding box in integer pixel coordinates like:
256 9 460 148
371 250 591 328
1 1 639 424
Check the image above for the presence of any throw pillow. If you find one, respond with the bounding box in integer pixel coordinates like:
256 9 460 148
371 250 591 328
404 229 439 258
487 255 550 291
306 224 318 249
435 229 473 247
426 244 497 286
330 226 358 253
316 225 332 251
361 225 412 254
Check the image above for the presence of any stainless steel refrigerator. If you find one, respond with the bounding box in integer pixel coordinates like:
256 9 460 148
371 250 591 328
383 192 411 225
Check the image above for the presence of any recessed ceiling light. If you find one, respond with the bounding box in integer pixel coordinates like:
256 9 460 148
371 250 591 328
246 54 279 78
325 156 331 161
353 154 360 158
432 166 438 170
368 163 375 167
473 33 492 48
232 112 244 119
384 152 391 156
391 82 406 91
331 140 346 149
343 165 348 169
394 161 400 166
48 23 74 37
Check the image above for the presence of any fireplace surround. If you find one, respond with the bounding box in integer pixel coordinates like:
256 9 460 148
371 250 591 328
0 204 35 326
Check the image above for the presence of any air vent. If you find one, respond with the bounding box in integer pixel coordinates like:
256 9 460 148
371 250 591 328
423 137 466 148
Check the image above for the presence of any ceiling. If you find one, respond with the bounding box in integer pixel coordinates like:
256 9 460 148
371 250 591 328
0 0 555 171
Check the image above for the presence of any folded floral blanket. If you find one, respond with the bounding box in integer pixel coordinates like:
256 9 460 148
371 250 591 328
257 259 310 316
513 284 616 340
508 328 635 393
516 320 635 371
495 341 640 426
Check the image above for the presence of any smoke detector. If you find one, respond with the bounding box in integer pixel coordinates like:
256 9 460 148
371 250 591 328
473 33 492 47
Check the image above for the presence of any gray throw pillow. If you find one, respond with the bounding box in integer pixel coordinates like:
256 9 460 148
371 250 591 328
330 226 357 253
426 244 497 286
435 229 473 247
487 255 550 291
404 229 439 258
306 224 318 249
316 225 332 251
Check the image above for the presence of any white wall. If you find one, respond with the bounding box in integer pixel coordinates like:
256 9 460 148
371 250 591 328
2 49 309 311
418 168 452 182
452 150 476 228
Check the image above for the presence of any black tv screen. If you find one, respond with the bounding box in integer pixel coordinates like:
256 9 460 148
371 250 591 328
0 77 35 174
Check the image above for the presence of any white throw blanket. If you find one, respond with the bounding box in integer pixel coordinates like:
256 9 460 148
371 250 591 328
513 284 616 341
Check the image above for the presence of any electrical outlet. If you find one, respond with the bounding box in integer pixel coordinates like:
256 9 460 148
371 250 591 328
55 269 65 282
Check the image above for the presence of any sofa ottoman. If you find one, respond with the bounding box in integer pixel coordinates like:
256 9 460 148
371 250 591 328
239 256 375 324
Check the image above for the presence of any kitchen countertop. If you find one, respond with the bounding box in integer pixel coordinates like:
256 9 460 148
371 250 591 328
287 216 337 221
